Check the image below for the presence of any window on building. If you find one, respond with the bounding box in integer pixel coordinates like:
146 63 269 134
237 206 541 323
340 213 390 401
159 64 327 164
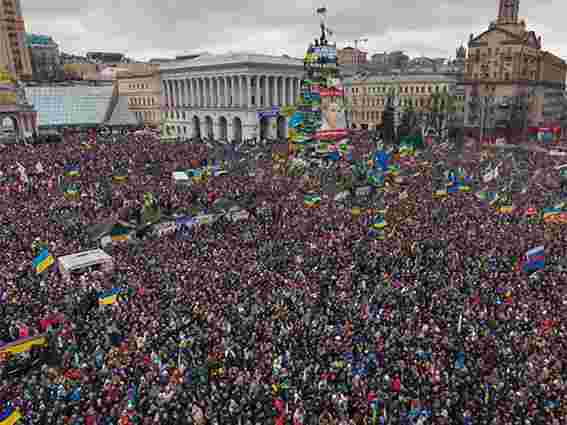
487 48 492 56
428 86 432 93
505 72 510 80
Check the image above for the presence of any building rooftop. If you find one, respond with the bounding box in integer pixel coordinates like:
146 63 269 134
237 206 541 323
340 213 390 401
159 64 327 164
25 84 138 127
160 52 303 71
26 33 56 47
352 73 460 83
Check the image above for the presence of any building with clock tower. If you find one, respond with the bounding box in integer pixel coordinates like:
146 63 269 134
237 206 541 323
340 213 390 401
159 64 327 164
463 0 567 140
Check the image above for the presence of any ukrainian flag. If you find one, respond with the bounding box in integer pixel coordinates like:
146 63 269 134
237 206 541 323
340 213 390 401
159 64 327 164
64 163 80 177
371 218 387 229
110 225 130 242
304 194 321 208
98 288 120 305
0 334 48 355
0 406 22 425
32 248 54 274
112 174 128 184
499 205 515 214
63 184 80 201
543 207 563 219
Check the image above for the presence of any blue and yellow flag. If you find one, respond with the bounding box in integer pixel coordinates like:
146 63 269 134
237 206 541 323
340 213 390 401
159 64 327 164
64 163 80 177
0 334 48 355
98 288 120 305
0 406 22 425
32 248 54 274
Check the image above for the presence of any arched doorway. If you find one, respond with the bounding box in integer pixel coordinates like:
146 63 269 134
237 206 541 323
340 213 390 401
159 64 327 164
218 116 228 141
259 116 269 140
204 116 214 139
192 116 201 139
232 117 242 143
0 116 17 140
277 115 286 140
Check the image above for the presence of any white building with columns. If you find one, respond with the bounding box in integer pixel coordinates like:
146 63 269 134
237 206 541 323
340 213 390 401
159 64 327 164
160 53 304 141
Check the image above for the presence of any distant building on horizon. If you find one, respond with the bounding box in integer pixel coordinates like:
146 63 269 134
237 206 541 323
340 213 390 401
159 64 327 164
26 33 61 81
338 46 367 66
86 52 128 64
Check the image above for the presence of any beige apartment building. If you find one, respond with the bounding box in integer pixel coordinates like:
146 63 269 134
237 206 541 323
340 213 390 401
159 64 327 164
116 70 161 127
346 73 465 130
463 0 567 138
0 0 31 79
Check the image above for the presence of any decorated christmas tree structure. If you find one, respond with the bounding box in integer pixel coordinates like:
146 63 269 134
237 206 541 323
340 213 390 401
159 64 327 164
288 8 349 153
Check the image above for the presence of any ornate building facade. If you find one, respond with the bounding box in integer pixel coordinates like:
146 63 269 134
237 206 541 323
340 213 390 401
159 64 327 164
346 72 465 130
463 0 567 138
0 0 32 80
159 53 304 141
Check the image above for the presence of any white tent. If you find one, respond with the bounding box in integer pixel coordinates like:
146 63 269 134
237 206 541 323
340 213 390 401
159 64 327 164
58 249 114 280
172 171 190 184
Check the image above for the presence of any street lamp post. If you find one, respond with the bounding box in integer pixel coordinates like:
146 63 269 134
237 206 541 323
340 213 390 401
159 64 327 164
479 95 495 143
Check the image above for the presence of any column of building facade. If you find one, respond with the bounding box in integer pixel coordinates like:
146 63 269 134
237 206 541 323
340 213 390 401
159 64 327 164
175 80 181 108
215 77 220 107
197 78 202 108
182 78 191 107
180 79 186 107
185 78 190 107
192 78 197 107
161 81 167 108
241 76 245 108
282 77 288 106
202 78 208 108
206 77 211 107
168 80 173 108
264 76 269 109
255 76 260 108
242 76 247 108
223 76 228 107
231 75 237 107
166 80 172 108
209 77 215 108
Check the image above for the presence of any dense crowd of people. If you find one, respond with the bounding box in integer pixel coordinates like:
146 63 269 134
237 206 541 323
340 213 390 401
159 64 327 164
0 132 566 425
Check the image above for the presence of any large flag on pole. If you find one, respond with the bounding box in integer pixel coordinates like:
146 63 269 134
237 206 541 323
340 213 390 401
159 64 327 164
522 246 544 273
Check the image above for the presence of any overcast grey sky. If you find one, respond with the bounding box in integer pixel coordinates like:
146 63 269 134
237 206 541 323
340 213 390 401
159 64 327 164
21 0 567 61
